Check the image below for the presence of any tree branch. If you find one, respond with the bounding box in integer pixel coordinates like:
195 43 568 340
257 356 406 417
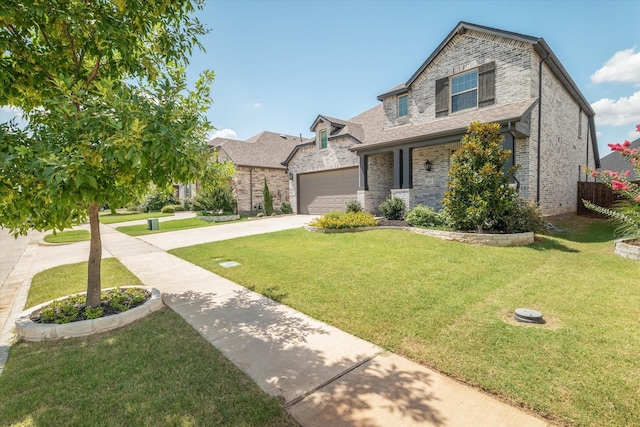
84 58 101 90
62 20 80 70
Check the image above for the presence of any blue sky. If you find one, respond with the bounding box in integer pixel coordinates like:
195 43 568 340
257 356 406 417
191 0 640 157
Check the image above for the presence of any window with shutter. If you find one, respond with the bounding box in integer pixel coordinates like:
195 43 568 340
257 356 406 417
435 77 449 118
451 70 478 113
478 61 496 107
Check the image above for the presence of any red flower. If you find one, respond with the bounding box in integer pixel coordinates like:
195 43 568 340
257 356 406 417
624 140 632 147
636 124 640 133
624 170 631 177
590 170 599 177
635 195 640 201
612 180 631 191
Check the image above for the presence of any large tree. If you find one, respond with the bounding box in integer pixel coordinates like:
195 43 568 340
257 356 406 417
0 0 216 307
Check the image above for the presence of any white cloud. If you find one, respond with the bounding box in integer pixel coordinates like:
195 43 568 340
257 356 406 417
591 90 640 126
209 128 238 140
591 47 640 84
252 103 262 108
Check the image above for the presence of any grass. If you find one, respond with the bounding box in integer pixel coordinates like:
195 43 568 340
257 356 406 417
99 211 173 224
0 260 296 427
170 216 640 427
43 230 90 244
116 217 246 236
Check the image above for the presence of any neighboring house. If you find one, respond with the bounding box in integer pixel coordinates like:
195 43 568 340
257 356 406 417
209 131 308 214
284 22 600 216
598 137 640 180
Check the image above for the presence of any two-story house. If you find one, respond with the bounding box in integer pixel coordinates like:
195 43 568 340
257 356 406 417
284 22 600 216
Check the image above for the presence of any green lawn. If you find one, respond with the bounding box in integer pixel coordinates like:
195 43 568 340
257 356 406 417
99 211 173 224
43 230 90 244
0 260 296 427
170 217 640 427
116 217 246 236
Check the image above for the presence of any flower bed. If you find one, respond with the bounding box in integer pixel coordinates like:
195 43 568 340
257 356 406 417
15 287 163 342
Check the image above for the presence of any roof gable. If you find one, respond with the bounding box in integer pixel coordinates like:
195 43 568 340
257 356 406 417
208 132 305 169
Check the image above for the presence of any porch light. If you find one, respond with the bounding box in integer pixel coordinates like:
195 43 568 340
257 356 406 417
424 160 433 171
288 172 293 180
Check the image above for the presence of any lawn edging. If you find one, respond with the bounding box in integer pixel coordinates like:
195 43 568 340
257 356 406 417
306 224 534 246
15 286 163 342
614 239 640 260
198 214 240 222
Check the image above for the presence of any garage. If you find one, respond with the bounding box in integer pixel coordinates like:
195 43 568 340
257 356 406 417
297 167 359 214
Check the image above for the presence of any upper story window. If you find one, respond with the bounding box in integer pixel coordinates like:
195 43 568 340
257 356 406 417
451 70 478 113
436 62 495 118
320 130 327 149
398 95 408 117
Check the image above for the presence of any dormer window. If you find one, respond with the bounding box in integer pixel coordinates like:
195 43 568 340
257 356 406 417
321 130 327 149
398 95 408 117
451 69 478 113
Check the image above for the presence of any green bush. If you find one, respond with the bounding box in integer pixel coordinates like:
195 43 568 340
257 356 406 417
379 197 406 220
345 200 362 213
405 204 445 228
173 204 185 212
182 198 196 211
279 201 293 214
263 178 274 216
443 122 519 232
495 198 545 233
139 190 177 212
161 205 176 213
194 186 236 213
309 211 377 229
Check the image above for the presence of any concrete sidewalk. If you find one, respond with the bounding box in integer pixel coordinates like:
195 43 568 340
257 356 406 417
1 217 551 426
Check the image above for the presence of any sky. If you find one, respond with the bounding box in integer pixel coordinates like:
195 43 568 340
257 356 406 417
1 0 639 158
190 0 640 157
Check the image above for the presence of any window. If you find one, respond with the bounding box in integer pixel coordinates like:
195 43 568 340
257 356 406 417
451 69 478 113
398 95 408 117
320 130 327 149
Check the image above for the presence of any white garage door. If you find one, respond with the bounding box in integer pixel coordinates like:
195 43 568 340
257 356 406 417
298 167 359 214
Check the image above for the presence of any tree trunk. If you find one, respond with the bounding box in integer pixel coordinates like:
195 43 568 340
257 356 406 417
86 203 102 308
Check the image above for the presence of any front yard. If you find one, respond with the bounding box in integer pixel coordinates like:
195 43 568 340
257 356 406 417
171 216 640 427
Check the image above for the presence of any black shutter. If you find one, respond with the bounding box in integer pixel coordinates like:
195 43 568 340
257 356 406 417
478 61 496 108
435 77 449 118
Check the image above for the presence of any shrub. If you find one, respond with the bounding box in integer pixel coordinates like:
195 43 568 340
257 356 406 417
262 178 274 216
173 204 185 212
495 198 545 233
443 122 519 232
139 190 173 212
345 200 362 213
405 204 445 228
379 197 406 220
309 211 377 229
194 186 236 213
161 205 176 213
182 197 196 211
279 201 293 214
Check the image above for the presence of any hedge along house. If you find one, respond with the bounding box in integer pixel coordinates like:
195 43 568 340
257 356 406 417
209 131 308 214
284 22 600 216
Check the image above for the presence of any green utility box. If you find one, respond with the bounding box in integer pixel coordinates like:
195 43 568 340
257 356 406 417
146 218 159 230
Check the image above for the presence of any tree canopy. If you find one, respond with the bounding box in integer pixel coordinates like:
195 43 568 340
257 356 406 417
0 0 220 306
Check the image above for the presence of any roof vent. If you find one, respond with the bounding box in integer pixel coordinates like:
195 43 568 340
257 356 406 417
514 308 544 324
280 134 287 139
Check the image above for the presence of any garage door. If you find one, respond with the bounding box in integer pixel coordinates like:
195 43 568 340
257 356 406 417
298 167 359 214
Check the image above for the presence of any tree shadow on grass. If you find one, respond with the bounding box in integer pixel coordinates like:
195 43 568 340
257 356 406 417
527 235 580 253
162 287 447 426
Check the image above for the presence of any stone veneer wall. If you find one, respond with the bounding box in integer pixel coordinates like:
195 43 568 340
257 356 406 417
286 128 360 213
364 152 394 213
382 30 532 128
233 166 289 214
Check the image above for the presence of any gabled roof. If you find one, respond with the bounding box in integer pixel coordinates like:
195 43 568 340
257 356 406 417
208 131 306 169
598 137 640 180
375 21 598 161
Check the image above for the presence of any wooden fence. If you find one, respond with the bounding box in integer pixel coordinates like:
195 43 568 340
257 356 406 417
577 181 639 217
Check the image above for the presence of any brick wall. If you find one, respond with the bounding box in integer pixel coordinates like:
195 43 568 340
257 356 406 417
233 166 289 214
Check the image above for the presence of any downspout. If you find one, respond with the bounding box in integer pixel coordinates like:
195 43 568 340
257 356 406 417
536 53 548 204
585 123 590 181
249 167 253 213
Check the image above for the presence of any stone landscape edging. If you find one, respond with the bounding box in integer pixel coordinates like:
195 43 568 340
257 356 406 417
15 286 163 342
198 214 240 222
614 239 640 260
305 225 534 246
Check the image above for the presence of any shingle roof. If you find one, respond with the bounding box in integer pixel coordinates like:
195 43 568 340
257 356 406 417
351 98 538 153
208 131 307 169
598 137 640 180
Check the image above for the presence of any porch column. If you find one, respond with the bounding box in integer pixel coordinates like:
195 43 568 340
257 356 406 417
402 148 413 189
393 149 402 189
359 155 369 190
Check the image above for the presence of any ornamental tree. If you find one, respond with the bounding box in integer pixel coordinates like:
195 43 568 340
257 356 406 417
0 0 219 307
585 124 640 237
443 121 519 232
